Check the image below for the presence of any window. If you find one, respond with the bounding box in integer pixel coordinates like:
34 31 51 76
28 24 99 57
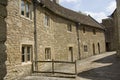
67 24 72 32
21 0 32 19
84 45 88 52
93 29 96 35
45 48 51 60
44 14 50 26
83 27 85 33
22 45 32 62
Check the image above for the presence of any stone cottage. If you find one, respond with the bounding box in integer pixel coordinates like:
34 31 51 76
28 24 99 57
3 0 106 79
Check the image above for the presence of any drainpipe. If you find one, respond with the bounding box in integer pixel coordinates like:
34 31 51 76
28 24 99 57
76 23 81 60
33 0 38 71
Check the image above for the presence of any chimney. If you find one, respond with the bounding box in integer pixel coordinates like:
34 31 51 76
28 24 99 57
53 0 59 4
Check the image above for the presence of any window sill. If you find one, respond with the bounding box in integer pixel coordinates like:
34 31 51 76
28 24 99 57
21 61 32 66
20 15 33 22
84 52 88 53
67 31 72 33
44 25 50 28
45 59 51 61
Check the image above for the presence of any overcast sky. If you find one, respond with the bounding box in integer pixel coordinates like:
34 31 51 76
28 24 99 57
59 0 116 23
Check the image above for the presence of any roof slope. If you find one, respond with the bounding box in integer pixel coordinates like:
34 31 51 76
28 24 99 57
40 0 104 29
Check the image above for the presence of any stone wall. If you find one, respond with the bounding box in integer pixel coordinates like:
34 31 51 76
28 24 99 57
0 0 7 80
79 25 106 59
36 6 106 61
5 0 34 79
36 6 78 62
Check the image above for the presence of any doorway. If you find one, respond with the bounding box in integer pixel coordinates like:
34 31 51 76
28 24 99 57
69 47 73 62
93 44 95 55
98 43 100 54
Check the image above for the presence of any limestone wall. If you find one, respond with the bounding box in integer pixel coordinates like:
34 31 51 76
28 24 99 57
36 6 78 62
79 25 106 59
0 0 7 80
5 0 34 79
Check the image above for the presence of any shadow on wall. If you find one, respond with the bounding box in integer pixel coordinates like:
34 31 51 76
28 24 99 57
0 0 8 80
77 54 120 80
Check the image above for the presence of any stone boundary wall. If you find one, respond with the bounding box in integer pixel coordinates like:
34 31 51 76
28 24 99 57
0 0 7 80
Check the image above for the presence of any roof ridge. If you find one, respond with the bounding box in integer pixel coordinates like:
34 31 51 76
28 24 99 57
88 15 105 29
40 0 105 30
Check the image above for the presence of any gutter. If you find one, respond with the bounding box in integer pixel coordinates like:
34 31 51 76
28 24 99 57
33 0 38 71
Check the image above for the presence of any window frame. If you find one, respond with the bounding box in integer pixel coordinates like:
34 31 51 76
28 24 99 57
83 27 86 33
67 24 72 32
21 45 32 63
84 45 88 52
93 29 96 35
45 48 51 60
44 14 50 27
20 0 33 20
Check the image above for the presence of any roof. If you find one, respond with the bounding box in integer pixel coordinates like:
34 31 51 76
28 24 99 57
110 9 117 17
39 0 105 30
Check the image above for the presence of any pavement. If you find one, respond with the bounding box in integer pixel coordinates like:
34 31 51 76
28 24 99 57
23 51 120 80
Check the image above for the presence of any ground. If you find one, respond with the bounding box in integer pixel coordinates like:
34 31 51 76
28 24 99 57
23 52 120 80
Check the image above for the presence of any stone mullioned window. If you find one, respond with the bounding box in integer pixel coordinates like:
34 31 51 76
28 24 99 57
22 45 32 62
21 0 32 19
93 29 96 35
67 24 72 32
45 48 51 60
84 45 88 52
44 14 50 27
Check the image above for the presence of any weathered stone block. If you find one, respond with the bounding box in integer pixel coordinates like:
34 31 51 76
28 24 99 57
0 5 7 18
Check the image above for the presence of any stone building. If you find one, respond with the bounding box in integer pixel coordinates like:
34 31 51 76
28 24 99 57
116 0 120 57
3 0 106 79
102 17 115 51
102 0 120 56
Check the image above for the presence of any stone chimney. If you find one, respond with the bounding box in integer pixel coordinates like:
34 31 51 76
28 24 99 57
53 0 59 4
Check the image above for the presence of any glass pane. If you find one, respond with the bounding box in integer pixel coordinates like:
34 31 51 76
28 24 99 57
22 55 25 62
30 5 32 19
45 15 49 26
26 2 30 18
22 47 25 62
27 47 31 61
22 47 25 55
21 0 25 15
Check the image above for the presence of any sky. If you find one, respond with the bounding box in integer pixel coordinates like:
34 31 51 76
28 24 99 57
59 0 116 23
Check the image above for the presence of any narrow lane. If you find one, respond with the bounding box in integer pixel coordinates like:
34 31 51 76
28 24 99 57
77 52 120 80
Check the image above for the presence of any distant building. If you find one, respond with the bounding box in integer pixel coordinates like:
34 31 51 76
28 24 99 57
102 0 120 57
116 0 120 57
102 11 116 51
2 0 106 79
